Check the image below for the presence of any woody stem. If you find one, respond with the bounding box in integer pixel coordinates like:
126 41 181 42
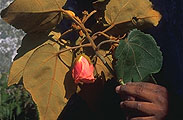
58 43 92 54
61 9 114 75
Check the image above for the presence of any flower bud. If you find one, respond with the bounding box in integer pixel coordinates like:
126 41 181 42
72 55 95 84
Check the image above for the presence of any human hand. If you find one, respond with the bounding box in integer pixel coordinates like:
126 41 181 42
116 82 168 120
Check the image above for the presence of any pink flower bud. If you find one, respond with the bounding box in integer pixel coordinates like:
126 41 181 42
72 55 95 84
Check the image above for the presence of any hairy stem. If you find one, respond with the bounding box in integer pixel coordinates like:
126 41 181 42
80 24 114 74
60 29 73 39
102 24 115 33
96 40 119 50
61 8 114 75
92 32 112 40
58 43 92 54
82 10 97 24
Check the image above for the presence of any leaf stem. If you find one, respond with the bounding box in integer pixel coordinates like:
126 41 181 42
150 74 158 84
119 79 126 85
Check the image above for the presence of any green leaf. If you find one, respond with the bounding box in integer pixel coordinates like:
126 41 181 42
115 29 163 83
16 104 21 116
1 0 67 33
23 44 75 120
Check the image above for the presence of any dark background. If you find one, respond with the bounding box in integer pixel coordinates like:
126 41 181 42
0 0 183 119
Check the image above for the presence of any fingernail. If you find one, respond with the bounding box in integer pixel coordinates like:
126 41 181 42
115 86 121 93
120 102 124 108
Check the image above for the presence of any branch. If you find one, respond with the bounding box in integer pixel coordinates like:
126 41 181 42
92 31 117 41
101 16 155 34
92 32 111 40
78 25 114 74
58 43 92 54
82 10 97 24
61 8 114 75
96 40 119 50
102 24 115 33
60 29 73 39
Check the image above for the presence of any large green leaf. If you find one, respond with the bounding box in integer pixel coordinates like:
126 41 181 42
115 29 163 83
23 44 74 120
8 31 60 86
1 0 67 33
93 0 161 36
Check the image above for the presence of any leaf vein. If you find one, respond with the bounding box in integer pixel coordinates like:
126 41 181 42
44 57 58 120
130 43 154 58
128 44 143 80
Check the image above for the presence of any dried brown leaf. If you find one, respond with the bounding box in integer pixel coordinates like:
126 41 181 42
23 44 74 120
1 0 67 33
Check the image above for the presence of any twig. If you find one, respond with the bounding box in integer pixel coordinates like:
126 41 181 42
82 10 97 24
101 15 160 34
82 11 88 23
102 24 115 33
60 8 114 75
92 32 111 40
60 29 73 39
96 40 119 50
119 33 127 39
81 26 114 74
58 43 92 54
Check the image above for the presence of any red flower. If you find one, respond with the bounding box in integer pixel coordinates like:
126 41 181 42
72 55 95 84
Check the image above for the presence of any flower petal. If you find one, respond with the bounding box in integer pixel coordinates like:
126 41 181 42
72 55 96 84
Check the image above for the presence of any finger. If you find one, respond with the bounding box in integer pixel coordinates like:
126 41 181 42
117 84 155 102
117 84 165 103
116 85 121 93
116 86 136 101
121 101 160 116
116 82 167 98
126 82 167 95
126 96 136 101
130 116 156 120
